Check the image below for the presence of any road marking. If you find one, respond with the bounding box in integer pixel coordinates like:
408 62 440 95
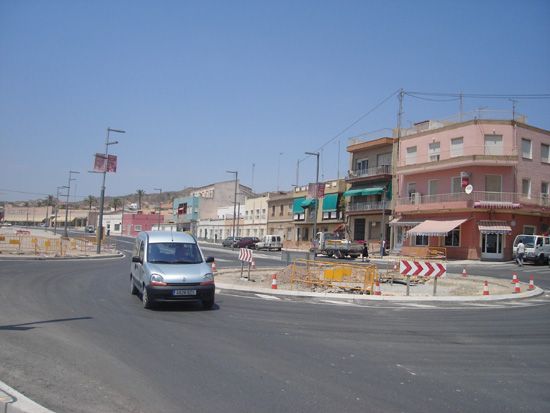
255 294 281 300
395 303 438 308
320 300 360 306
396 364 417 376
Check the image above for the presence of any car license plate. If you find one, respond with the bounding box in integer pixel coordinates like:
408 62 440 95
172 289 196 296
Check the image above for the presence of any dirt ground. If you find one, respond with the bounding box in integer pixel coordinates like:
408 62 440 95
214 266 527 297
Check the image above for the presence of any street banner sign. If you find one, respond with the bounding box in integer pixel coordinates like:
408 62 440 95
307 183 325 199
400 260 446 277
94 153 118 173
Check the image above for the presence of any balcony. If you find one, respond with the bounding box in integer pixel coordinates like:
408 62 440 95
397 146 518 175
346 165 392 183
395 191 547 213
347 201 390 215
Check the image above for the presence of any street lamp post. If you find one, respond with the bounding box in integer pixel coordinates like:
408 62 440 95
63 171 79 237
55 185 68 235
97 127 125 254
305 152 320 244
380 186 387 258
226 170 238 245
154 188 162 230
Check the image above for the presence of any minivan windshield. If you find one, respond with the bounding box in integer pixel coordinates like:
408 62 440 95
147 242 203 264
514 235 535 248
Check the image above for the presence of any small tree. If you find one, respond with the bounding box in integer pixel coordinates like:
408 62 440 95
136 189 145 210
112 198 121 211
87 195 96 211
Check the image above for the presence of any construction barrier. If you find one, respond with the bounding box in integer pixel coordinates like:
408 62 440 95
0 234 115 256
290 259 377 294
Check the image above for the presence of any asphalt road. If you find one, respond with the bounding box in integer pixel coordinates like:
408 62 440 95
1 242 549 412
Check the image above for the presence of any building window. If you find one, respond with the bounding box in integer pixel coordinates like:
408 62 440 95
414 235 428 246
444 228 460 247
406 146 417 165
428 142 440 162
356 159 368 174
450 137 464 157
522 178 531 198
523 225 536 235
134 225 142 231
322 211 337 220
114 223 120 231
377 152 392 167
485 175 502 193
271 205 275 216
522 138 532 159
542 182 549 206
451 177 462 193
428 180 439 196
542 144 550 163
407 182 416 199
279 205 284 216
484 135 503 155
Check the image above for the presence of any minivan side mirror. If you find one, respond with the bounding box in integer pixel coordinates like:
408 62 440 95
205 256 214 263
132 256 142 263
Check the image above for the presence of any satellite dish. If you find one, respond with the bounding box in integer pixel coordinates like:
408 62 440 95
465 184 473 194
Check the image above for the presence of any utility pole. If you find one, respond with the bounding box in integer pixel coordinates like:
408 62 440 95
305 151 320 243
96 127 125 253
459 91 463 122
63 171 79 237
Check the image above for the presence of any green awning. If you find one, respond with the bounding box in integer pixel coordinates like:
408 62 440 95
322 193 339 211
292 197 306 213
343 187 384 197
300 198 317 208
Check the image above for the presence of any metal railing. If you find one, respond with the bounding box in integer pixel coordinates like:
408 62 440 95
398 145 518 167
0 233 116 256
348 164 392 179
347 201 387 212
397 191 546 207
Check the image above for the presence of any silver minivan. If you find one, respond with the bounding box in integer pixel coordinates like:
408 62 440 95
255 234 282 251
130 231 215 309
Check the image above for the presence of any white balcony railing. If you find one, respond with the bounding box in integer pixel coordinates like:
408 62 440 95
396 191 547 208
348 165 392 179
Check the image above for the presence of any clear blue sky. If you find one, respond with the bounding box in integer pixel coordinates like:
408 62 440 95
1 0 549 202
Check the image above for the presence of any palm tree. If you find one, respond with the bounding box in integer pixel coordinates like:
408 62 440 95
87 195 96 211
45 195 54 226
112 198 121 211
136 189 145 210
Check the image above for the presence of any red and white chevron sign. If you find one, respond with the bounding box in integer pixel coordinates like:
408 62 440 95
239 248 253 263
400 260 446 277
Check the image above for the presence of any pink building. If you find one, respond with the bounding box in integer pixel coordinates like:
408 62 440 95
123 212 165 237
392 119 550 261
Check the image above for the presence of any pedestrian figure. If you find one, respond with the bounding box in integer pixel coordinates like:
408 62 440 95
362 242 369 262
516 240 525 266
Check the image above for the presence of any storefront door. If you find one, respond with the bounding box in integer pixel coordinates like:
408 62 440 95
481 233 504 260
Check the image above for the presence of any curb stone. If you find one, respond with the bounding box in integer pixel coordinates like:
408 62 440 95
0 380 55 413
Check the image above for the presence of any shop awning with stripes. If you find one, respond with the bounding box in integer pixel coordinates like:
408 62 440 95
477 220 512 234
473 201 521 209
343 187 384 197
407 219 467 237
322 193 339 211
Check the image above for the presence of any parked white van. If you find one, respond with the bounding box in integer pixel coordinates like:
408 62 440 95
255 234 282 251
512 234 550 265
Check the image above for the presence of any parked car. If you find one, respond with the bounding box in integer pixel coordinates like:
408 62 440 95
235 237 260 249
512 234 550 265
85 225 95 233
255 234 283 251
130 231 215 309
222 236 240 247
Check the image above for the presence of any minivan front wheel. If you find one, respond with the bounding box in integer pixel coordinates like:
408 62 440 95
142 286 155 309
130 275 138 295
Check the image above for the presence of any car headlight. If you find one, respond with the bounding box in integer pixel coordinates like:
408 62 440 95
201 272 214 286
150 273 167 286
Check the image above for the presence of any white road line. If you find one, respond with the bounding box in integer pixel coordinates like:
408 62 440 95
320 300 360 306
255 294 281 300
395 303 438 308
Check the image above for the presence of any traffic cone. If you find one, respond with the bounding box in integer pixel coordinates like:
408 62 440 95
462 268 468 277
252 260 256 270
483 281 490 296
393 262 398 272
211 261 217 272
511 272 519 284
271 274 278 289
374 280 381 295
514 282 521 294
528 275 535 290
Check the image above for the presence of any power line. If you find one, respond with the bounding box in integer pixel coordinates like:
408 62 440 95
406 91 550 100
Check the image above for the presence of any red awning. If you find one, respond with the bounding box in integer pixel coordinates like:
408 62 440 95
477 220 512 234
407 219 467 237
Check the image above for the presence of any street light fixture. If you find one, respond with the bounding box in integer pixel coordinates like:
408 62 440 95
154 188 162 230
305 151 320 244
63 171 80 237
97 127 125 254
226 170 238 245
